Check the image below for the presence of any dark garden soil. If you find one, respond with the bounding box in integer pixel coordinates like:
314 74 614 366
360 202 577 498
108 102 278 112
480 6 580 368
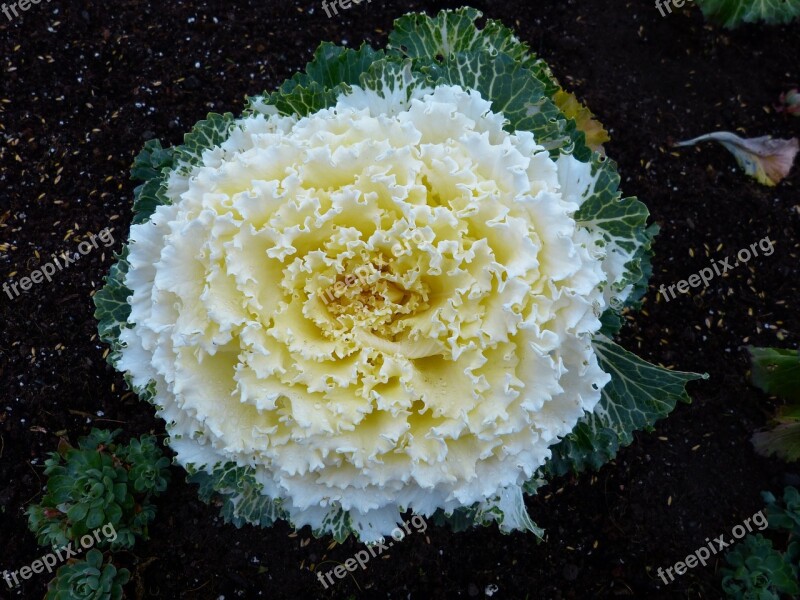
1 0 799 598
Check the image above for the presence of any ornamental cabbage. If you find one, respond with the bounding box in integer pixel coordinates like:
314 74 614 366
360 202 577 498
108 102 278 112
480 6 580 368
95 8 704 543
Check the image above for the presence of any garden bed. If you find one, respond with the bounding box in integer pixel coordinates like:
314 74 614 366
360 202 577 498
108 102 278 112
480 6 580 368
1 1 798 598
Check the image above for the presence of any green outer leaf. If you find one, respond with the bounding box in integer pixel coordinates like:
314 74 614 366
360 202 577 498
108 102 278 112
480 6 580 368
598 309 624 339
545 336 707 476
358 58 425 104
92 249 132 366
422 50 588 160
187 462 286 529
573 157 652 254
174 112 236 169
591 336 707 445
753 423 800 462
565 152 659 317
131 139 176 183
281 42 383 94
249 43 384 119
431 485 545 538
748 346 800 402
626 223 659 310
130 140 176 225
187 460 362 541
696 0 800 28
430 505 481 532
750 347 800 462
545 422 620 477
387 7 561 97
314 507 353 544
387 7 589 159
266 82 341 120
131 178 169 226
388 7 488 60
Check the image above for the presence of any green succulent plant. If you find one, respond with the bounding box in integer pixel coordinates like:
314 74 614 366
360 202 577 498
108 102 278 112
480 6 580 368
722 487 800 599
27 429 170 551
45 549 129 600
721 535 799 599
119 436 170 495
764 486 800 535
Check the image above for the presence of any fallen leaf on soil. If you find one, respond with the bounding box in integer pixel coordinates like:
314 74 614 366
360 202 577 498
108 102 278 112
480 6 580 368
675 131 799 186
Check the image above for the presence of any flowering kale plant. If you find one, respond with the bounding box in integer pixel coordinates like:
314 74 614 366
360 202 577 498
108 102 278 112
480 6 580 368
95 8 705 542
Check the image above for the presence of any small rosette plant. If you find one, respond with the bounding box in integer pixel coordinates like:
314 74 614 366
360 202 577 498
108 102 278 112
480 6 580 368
27 429 170 551
95 8 704 542
721 488 800 599
46 549 129 600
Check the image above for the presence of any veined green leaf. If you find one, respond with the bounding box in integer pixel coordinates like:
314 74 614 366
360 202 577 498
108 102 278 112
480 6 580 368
697 0 800 27
187 461 287 529
174 112 236 168
388 7 597 160
749 346 800 402
315 507 354 544
130 140 175 226
267 82 341 119
567 154 658 309
388 7 561 97
359 58 427 105
545 422 620 477
753 423 800 462
591 336 706 445
571 157 651 255
130 139 176 183
431 486 545 538
749 346 800 462
422 50 587 159
598 309 624 339
546 337 706 475
388 7 488 60
131 177 170 225
93 249 132 365
253 43 384 119
283 42 383 93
